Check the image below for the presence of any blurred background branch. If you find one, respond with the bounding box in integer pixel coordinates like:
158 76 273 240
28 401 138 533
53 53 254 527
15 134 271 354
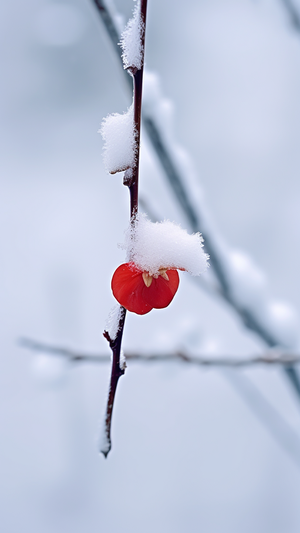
20 337 300 367
20 336 300 470
92 0 300 400
280 0 300 30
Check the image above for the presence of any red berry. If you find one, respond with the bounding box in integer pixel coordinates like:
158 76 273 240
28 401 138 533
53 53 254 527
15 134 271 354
111 262 180 315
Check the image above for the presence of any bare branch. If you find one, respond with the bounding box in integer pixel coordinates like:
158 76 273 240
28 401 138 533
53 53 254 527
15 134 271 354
102 313 126 457
19 338 300 367
100 0 148 458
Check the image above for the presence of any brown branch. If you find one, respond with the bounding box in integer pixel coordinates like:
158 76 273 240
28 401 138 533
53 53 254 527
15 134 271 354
102 311 126 457
19 338 300 367
101 0 148 458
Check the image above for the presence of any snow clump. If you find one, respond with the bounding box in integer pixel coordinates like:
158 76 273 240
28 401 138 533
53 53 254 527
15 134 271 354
105 305 124 341
119 0 144 70
100 103 136 174
123 213 209 276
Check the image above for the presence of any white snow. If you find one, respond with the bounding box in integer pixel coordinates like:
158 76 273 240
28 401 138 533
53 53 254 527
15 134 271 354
120 349 126 371
105 305 124 341
122 213 209 276
99 412 111 457
100 103 136 174
119 0 144 70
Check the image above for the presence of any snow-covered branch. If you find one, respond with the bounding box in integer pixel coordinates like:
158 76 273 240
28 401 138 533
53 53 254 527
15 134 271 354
100 0 148 458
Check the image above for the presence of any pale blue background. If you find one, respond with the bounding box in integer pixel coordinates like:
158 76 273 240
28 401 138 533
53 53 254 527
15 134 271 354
1 0 300 531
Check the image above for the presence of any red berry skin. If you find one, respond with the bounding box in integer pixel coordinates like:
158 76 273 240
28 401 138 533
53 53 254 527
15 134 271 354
111 263 180 315
143 269 179 308
111 263 153 315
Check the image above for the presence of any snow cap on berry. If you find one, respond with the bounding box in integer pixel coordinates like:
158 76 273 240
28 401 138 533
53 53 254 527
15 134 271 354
122 213 209 276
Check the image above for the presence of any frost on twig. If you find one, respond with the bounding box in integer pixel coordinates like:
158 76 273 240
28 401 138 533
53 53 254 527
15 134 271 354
119 0 144 70
119 349 126 371
105 305 125 342
122 213 209 276
99 408 111 458
100 103 137 174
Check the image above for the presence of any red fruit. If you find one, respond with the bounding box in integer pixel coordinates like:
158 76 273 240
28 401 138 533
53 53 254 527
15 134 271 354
111 262 180 315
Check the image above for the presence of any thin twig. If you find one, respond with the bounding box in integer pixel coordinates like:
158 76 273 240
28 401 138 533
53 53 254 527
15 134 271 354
102 315 126 457
101 0 148 458
19 338 300 367
92 0 300 402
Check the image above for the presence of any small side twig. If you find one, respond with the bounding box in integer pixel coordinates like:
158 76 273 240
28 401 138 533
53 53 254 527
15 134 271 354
19 338 300 367
102 314 126 457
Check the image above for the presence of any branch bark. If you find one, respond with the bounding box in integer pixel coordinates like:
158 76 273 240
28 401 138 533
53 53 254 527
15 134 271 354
101 0 148 458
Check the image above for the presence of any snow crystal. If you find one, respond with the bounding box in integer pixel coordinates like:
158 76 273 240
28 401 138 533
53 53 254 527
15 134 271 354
105 305 124 341
100 103 136 174
119 0 144 70
99 413 111 457
120 349 126 371
123 213 209 276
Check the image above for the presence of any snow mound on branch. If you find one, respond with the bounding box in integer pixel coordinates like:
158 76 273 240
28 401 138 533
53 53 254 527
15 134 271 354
123 213 209 276
120 0 144 70
100 103 136 174
105 305 124 341
120 349 126 371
